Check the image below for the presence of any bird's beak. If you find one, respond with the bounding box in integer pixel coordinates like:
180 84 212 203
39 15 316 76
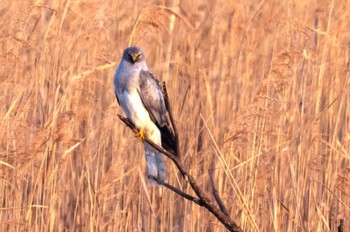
129 53 141 63
131 54 137 62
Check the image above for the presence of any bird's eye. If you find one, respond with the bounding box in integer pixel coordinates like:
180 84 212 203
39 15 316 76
137 53 142 59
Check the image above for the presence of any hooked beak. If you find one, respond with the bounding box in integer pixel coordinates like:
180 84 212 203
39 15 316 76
131 54 137 62
128 53 141 63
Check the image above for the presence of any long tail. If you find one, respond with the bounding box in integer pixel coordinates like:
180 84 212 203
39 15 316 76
144 143 167 184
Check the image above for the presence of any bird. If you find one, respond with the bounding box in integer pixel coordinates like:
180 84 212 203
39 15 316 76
114 46 178 184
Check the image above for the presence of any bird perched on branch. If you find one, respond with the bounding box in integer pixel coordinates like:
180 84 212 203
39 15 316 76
114 46 178 184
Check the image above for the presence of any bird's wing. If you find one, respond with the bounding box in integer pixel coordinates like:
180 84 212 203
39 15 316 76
115 93 120 105
138 70 178 154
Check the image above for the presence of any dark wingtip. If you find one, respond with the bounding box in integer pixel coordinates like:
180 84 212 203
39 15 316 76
160 126 179 156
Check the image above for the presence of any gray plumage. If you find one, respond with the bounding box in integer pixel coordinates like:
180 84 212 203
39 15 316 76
114 46 177 184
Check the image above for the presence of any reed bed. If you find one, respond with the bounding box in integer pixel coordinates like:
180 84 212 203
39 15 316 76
0 0 349 231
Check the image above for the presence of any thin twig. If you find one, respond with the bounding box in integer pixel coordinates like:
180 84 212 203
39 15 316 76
147 175 203 206
209 170 230 217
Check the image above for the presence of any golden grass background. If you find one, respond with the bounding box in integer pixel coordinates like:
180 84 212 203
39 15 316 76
1 0 349 231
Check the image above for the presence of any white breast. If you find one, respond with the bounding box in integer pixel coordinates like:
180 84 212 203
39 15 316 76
119 89 156 134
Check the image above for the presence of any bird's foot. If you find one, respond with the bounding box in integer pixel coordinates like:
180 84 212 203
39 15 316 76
135 130 145 141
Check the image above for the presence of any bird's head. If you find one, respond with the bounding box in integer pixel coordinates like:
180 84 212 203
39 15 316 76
122 46 145 64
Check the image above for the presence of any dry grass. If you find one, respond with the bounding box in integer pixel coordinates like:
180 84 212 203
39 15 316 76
1 0 349 231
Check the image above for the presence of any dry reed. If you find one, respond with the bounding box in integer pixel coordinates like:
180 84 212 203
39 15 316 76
0 0 349 231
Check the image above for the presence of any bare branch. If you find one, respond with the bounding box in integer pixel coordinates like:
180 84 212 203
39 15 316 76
117 115 243 232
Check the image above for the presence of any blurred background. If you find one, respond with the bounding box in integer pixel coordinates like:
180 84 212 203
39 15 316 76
0 0 349 231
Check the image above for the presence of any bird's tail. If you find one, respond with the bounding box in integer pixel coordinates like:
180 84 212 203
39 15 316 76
144 143 167 184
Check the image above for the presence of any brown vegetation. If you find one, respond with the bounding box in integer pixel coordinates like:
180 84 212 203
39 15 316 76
0 0 349 231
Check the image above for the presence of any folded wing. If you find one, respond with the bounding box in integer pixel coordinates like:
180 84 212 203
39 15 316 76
137 70 178 155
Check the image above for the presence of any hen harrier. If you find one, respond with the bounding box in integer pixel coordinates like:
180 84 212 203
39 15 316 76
114 46 177 183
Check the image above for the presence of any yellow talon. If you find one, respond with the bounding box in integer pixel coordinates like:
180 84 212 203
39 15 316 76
135 130 145 141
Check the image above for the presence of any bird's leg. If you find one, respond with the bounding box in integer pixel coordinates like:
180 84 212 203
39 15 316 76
135 130 145 141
